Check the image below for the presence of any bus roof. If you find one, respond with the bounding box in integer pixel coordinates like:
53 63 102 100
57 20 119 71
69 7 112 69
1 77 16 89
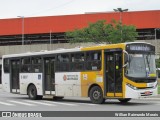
2 42 153 58
2 47 81 58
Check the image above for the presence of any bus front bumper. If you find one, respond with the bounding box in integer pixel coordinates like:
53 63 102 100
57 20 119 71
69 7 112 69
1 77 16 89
125 84 158 98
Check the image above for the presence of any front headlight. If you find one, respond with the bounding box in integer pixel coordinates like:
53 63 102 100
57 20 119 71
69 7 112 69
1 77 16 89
153 83 158 89
126 83 137 90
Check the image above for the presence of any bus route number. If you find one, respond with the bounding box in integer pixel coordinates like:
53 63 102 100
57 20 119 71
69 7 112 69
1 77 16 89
83 74 88 80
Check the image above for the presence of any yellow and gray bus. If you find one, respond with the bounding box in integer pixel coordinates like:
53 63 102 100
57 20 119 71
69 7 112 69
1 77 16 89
2 42 157 104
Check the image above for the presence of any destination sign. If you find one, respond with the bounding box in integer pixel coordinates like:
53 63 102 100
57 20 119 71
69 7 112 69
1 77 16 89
126 43 155 53
130 45 150 51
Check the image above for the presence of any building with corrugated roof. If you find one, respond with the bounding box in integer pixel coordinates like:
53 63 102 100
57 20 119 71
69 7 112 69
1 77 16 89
0 10 159 45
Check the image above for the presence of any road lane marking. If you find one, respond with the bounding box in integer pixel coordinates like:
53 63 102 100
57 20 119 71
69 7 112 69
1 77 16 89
76 103 96 106
44 101 77 106
8 100 36 106
140 98 160 100
24 100 56 106
0 101 15 106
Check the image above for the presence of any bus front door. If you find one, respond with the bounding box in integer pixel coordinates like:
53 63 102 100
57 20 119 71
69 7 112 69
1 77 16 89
105 49 123 97
10 59 20 93
44 57 55 95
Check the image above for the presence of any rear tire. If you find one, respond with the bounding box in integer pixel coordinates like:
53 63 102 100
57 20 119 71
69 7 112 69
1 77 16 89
28 85 42 100
118 98 131 103
89 86 105 104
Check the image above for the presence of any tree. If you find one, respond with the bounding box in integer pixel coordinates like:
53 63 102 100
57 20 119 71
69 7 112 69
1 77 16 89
66 20 138 44
156 58 160 68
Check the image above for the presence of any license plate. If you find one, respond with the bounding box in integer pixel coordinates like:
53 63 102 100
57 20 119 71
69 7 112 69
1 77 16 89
144 91 150 95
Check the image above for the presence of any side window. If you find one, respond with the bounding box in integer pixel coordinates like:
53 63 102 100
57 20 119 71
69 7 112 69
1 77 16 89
56 54 69 71
32 57 41 64
57 54 69 62
70 52 85 71
86 51 101 70
31 57 42 73
71 53 85 62
21 57 31 72
3 58 10 73
86 51 101 61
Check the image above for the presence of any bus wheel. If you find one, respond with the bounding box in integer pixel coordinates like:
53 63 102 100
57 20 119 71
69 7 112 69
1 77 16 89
118 98 131 103
28 85 39 100
89 86 105 104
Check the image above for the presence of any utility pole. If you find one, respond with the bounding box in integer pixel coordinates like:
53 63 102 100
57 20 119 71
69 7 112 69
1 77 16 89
155 28 160 57
113 8 128 42
50 30 52 50
17 16 25 45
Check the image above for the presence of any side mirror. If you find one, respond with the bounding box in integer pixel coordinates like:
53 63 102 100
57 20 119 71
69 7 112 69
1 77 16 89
123 50 129 68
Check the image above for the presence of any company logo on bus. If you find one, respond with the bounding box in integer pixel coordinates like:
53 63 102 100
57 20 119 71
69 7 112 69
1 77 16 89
63 74 78 81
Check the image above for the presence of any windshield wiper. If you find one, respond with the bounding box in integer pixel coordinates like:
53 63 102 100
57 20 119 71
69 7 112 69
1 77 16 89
146 55 150 71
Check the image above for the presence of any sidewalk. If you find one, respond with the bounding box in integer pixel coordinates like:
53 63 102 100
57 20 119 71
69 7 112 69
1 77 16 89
0 84 2 89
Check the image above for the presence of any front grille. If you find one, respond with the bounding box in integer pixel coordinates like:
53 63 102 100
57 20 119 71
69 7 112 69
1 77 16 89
137 87 153 89
134 79 156 83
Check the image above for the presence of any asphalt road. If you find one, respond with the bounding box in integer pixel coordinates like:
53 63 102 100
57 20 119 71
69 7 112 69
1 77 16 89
0 88 160 119
0 88 160 111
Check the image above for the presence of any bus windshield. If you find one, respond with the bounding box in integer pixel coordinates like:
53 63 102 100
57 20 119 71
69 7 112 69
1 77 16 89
125 54 156 78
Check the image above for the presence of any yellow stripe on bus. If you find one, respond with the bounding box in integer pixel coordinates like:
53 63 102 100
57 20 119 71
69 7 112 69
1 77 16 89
106 93 123 97
81 71 104 97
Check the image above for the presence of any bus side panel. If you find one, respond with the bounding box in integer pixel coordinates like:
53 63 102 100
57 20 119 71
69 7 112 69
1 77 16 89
2 73 10 92
81 71 103 97
55 72 81 97
19 73 43 95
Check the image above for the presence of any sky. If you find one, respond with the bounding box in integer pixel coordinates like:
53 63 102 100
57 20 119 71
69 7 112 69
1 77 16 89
0 0 160 19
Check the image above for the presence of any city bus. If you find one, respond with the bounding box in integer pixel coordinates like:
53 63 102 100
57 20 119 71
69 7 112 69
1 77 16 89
2 42 158 104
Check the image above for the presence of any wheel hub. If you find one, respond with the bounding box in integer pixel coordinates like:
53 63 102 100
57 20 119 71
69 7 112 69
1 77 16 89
93 90 101 100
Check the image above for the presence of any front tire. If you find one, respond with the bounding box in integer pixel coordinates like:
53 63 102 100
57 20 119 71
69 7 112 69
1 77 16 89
118 98 131 103
28 85 42 100
89 86 105 104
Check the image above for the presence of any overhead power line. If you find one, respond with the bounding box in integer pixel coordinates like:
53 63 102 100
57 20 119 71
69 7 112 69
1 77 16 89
28 0 75 16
